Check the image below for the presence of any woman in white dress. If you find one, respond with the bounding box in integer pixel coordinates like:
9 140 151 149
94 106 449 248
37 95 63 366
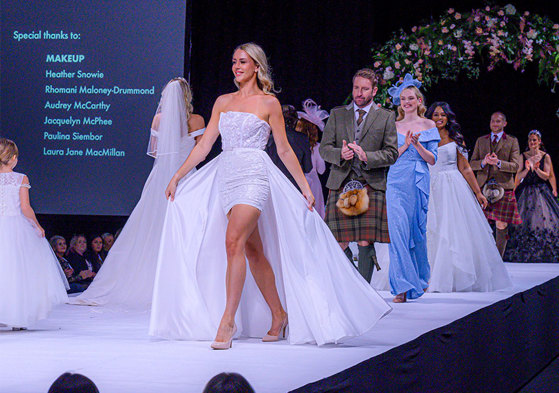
297 99 328 218
0 138 68 329
425 102 512 292
150 43 391 349
71 78 205 308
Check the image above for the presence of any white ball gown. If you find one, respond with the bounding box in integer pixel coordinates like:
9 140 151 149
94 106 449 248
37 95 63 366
71 81 202 308
149 111 392 345
0 172 68 327
426 142 512 292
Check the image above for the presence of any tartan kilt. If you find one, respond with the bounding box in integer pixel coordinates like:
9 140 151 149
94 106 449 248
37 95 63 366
484 190 522 225
324 183 390 243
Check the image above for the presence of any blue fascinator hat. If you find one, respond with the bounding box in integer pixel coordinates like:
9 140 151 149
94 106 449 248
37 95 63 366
388 73 422 105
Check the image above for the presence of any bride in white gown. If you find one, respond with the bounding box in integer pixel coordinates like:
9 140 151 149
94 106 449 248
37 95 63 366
373 103 513 293
149 43 391 348
425 103 511 292
71 78 205 308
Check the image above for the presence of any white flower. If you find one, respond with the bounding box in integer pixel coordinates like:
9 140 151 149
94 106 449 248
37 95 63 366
504 4 516 15
383 68 395 80
453 29 463 38
409 43 419 51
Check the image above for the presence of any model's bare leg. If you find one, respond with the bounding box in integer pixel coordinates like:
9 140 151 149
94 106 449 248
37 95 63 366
214 204 261 343
245 225 287 336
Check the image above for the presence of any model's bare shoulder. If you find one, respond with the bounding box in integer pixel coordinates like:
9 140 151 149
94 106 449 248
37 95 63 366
261 94 280 107
423 118 436 129
188 114 205 131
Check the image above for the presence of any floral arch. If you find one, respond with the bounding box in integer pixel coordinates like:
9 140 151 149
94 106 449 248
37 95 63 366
368 4 559 109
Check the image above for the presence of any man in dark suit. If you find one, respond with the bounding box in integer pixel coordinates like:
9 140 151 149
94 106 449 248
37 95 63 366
320 69 398 282
470 111 522 257
266 105 312 188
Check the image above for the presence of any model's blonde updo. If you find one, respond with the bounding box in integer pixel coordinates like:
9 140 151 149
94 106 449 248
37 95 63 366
396 86 427 121
166 77 193 122
234 42 277 95
0 138 18 166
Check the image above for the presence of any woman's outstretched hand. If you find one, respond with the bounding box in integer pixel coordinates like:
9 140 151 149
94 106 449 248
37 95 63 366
165 178 179 201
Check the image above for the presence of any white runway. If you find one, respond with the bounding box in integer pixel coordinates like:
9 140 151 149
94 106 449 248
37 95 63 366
1 263 558 393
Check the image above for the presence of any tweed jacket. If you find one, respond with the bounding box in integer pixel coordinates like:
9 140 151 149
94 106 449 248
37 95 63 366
319 103 398 191
470 132 521 190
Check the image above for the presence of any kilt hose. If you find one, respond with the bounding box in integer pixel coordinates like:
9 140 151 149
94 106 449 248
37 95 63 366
325 182 390 243
485 190 522 225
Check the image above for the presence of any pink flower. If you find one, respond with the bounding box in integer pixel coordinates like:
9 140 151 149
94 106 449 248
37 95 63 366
553 24 559 30
476 27 483 35
497 30 505 36
527 29 537 39
524 11 530 16
474 15 480 22
417 58 424 64
455 13 462 19
395 43 402 50
497 10 504 16
485 6 491 11
448 8 455 14
404 59 411 65
424 49 431 55
411 26 417 32
374 61 381 68
451 46 457 51
394 61 401 69
500 21 505 27
450 24 455 29
438 40 444 45
442 27 449 33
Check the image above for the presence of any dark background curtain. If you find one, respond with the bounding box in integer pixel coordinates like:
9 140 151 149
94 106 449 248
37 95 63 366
189 0 558 163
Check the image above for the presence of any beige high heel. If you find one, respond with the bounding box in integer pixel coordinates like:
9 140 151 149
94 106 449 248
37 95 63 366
393 292 407 303
262 316 288 342
211 324 237 350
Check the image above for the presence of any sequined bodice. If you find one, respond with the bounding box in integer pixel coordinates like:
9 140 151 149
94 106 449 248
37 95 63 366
219 112 271 150
0 172 26 216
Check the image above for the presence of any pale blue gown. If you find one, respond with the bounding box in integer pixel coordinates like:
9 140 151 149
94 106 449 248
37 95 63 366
387 127 440 299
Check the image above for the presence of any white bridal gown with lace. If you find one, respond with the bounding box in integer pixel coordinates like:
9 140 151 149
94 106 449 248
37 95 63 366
149 111 392 345
0 172 68 327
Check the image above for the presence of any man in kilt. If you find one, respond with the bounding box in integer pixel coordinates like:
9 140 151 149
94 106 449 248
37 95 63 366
470 111 522 257
319 68 398 282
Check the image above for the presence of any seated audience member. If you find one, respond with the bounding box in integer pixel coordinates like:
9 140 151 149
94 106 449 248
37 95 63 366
66 234 99 289
49 235 87 293
203 372 255 393
48 372 99 393
85 234 105 267
100 232 115 259
265 104 312 188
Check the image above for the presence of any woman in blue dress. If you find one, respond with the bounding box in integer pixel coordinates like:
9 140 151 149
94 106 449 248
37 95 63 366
386 75 440 302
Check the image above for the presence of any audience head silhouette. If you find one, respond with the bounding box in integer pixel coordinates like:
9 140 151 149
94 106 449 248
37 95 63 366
48 373 99 393
203 372 255 393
